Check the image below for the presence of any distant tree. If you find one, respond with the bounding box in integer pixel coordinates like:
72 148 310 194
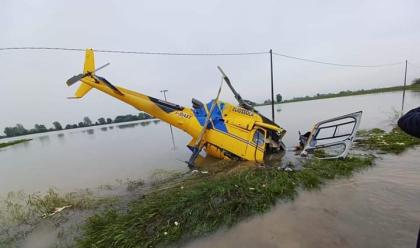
114 114 139 123
276 94 282 103
138 112 152 120
83 117 92 126
78 122 85 128
4 124 29 137
52 121 63 130
4 127 14 137
106 118 113 124
263 99 272 104
34 124 48 133
98 118 106 125
16 124 28 135
412 78 420 85
65 124 73 129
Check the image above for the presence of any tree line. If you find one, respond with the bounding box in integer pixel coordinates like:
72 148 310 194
1 112 152 139
258 78 420 106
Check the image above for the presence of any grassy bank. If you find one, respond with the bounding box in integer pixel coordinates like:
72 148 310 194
356 128 420 154
0 139 31 149
79 156 374 248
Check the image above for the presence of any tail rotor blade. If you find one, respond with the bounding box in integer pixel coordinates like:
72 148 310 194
93 62 110 73
66 74 84 86
66 63 111 86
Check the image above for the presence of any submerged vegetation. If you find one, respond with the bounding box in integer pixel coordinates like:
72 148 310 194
356 128 420 154
0 188 117 247
0 139 31 149
79 156 374 248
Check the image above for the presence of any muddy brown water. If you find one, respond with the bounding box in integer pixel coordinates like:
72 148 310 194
0 91 419 247
184 149 420 248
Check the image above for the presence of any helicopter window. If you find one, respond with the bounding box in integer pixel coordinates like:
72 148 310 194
253 129 265 146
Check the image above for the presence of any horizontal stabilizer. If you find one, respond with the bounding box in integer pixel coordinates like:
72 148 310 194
75 82 93 98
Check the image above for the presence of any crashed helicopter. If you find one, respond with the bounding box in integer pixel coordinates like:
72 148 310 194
66 49 362 168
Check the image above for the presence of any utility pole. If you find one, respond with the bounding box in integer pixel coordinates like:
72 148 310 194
401 60 408 116
160 90 176 150
270 49 275 122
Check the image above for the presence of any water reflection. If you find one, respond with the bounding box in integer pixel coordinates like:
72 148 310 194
117 123 141 129
38 135 50 145
140 121 151 127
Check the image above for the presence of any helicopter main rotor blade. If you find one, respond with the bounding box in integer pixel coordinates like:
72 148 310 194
66 63 111 86
193 77 223 147
217 66 254 111
187 77 224 168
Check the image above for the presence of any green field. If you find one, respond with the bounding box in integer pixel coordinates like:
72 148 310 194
0 139 31 149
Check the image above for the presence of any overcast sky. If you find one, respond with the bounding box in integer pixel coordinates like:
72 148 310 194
1 0 420 131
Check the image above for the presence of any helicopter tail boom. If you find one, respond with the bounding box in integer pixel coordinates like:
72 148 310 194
66 49 203 137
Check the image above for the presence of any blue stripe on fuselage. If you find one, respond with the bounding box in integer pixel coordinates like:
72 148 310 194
192 100 227 132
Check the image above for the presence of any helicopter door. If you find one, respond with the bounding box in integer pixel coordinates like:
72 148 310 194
300 111 362 159
250 128 266 162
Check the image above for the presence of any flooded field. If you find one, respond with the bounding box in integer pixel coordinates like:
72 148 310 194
0 91 419 247
1 91 418 194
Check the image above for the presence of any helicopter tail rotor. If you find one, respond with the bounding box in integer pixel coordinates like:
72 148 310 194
66 49 121 98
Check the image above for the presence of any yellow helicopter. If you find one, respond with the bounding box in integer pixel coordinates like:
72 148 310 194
67 49 363 168
66 49 287 168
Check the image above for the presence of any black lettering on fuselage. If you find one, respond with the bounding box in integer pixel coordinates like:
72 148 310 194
232 107 253 116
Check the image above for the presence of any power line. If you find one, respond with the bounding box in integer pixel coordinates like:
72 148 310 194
0 47 268 56
272 51 403 68
0 46 405 67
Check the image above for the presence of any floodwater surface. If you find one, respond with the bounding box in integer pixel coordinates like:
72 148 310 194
184 149 420 248
0 91 419 247
0 91 419 195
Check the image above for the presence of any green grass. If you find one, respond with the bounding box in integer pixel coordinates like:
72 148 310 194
78 156 374 248
356 128 420 154
0 139 31 149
